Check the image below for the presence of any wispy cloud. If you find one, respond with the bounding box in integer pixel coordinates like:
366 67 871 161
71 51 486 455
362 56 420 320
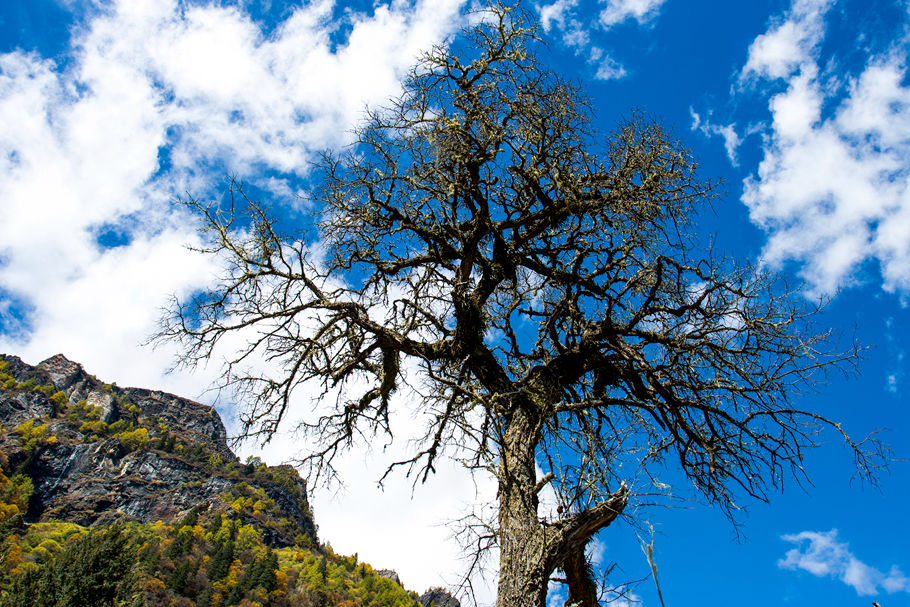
735 0 910 295
884 317 906 393
539 0 578 32
536 0 668 80
780 529 910 596
690 108 743 166
599 0 668 29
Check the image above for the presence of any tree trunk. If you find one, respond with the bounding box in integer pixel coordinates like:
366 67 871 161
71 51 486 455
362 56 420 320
496 406 549 607
494 402 628 607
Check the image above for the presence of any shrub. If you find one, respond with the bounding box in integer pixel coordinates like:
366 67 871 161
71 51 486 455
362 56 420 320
34 385 56 397
49 391 68 412
115 428 149 451
13 421 49 452
107 419 134 435
14 378 37 391
0 362 14 391
79 420 108 437
67 400 103 422
0 472 31 533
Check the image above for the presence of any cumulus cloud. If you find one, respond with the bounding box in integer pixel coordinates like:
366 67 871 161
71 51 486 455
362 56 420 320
537 0 599 70
779 529 910 596
0 0 484 601
0 0 466 354
737 0 910 295
740 0 833 82
590 47 628 80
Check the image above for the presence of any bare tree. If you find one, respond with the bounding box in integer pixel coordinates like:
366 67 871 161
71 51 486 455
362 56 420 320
156 5 882 606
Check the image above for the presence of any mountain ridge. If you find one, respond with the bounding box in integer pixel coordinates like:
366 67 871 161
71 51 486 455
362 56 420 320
0 353 310 545
0 353 460 607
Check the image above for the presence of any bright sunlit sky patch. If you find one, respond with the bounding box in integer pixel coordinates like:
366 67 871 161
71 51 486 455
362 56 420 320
1 1 909 605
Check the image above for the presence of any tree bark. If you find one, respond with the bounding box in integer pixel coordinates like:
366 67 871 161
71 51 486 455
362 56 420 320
495 399 630 607
496 406 549 607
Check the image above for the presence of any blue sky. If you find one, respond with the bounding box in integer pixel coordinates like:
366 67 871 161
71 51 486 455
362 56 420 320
1 0 909 605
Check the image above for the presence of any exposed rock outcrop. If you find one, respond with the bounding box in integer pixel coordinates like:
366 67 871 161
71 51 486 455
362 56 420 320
378 568 403 586
418 587 461 607
0 354 316 548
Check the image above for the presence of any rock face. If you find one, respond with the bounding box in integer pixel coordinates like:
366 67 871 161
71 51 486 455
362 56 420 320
418 587 461 607
14 353 232 458
0 354 316 548
377 569 402 586
26 441 233 526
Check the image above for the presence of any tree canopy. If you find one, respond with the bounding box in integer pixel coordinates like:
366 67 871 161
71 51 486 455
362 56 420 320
158 5 882 606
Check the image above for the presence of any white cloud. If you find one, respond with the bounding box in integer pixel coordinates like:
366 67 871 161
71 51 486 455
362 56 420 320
740 0 834 82
539 0 578 32
779 529 910 596
690 109 742 166
0 0 484 601
537 0 591 58
588 536 608 567
74 0 463 175
884 317 906 393
536 0 669 80
591 48 628 80
599 0 667 29
243 389 499 604
546 580 567 607
736 0 910 295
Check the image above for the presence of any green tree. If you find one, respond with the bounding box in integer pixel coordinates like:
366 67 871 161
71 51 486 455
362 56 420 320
158 5 882 606
165 558 191 594
252 547 278 592
1 524 138 607
206 532 235 583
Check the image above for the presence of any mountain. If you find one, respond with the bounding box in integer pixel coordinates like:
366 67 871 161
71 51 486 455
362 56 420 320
0 354 460 607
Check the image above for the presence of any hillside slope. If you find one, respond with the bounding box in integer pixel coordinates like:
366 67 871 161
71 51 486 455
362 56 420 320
0 354 458 607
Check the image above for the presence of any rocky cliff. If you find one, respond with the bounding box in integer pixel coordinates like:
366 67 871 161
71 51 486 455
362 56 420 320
0 353 315 548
